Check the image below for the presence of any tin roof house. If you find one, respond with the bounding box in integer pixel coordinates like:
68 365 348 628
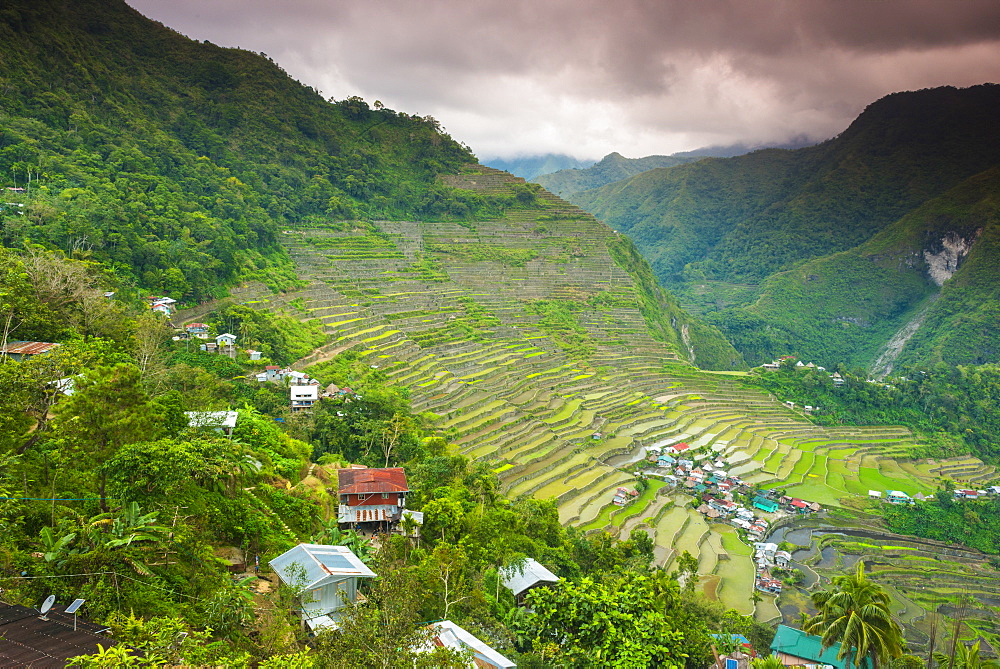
337 467 409 526
290 385 319 412
269 543 375 632
500 557 560 605
423 620 516 668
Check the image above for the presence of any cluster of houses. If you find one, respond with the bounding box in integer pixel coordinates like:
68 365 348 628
760 356 846 388
870 485 1000 505
263 465 571 667
698 497 772 540
753 542 793 594
611 486 640 506
252 367 360 413
148 295 177 317
644 442 747 493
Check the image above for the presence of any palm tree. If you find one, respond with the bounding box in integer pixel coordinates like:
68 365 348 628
934 639 1000 669
804 562 904 669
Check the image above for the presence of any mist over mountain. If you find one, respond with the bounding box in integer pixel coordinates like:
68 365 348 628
480 154 594 180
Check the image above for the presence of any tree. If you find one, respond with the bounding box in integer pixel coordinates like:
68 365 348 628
312 548 468 669
518 572 695 668
804 562 904 669
933 639 1000 669
51 363 165 509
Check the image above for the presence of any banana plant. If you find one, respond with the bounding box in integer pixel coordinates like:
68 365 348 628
39 526 78 567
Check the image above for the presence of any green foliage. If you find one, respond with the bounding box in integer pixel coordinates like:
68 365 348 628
209 303 327 366
742 363 1000 461
607 235 744 370
0 0 476 300
516 572 698 668
804 562 904 669
524 299 595 357
574 85 1000 369
882 497 1000 555
535 151 702 198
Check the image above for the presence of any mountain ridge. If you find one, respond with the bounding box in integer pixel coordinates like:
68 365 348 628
570 84 1000 369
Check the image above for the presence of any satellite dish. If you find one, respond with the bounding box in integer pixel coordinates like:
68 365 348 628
65 599 85 614
39 595 55 615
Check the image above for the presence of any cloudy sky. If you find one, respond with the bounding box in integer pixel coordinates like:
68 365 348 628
127 0 1000 162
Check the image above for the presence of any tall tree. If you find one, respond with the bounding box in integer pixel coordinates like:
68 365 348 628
805 562 904 669
51 363 165 509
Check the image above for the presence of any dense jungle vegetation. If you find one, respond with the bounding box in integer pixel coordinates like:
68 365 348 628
0 249 774 666
0 0 543 304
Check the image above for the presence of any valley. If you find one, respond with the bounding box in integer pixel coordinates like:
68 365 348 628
179 166 999 642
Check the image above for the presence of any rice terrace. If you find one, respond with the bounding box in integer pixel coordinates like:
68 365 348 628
178 166 1000 650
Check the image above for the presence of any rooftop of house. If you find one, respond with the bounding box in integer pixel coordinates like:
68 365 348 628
338 467 409 495
500 557 560 598
269 543 375 590
0 600 124 666
427 620 516 669
771 624 872 669
0 341 60 356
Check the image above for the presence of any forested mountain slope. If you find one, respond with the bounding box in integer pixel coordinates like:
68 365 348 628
572 85 1000 368
535 152 703 197
729 167 1000 370
0 0 476 301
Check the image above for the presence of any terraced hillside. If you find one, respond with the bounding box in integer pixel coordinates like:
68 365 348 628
179 165 994 619
771 519 1000 654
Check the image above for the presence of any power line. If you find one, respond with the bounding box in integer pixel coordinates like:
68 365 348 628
1 569 212 602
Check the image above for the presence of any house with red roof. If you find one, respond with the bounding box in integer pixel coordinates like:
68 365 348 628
337 467 409 527
670 442 690 455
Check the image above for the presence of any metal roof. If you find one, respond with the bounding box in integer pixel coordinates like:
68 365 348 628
269 544 375 590
0 601 124 666
430 620 516 669
771 624 872 669
338 468 409 494
0 341 60 356
500 557 559 598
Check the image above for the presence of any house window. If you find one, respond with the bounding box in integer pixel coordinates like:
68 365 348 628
357 494 368 502
381 493 389 499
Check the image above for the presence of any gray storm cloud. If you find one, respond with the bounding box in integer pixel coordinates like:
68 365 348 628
128 0 1000 160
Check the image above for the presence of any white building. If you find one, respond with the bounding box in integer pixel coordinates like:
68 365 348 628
291 385 319 411
269 544 375 632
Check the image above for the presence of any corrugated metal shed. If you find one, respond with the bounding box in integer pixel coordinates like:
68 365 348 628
269 544 375 590
338 467 409 495
500 558 559 598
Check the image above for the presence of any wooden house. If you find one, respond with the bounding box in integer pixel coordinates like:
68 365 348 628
337 467 409 526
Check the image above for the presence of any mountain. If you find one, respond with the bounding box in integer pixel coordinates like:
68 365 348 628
0 0 738 369
535 141 818 198
0 0 476 301
481 154 594 180
571 85 1000 368
534 152 703 197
